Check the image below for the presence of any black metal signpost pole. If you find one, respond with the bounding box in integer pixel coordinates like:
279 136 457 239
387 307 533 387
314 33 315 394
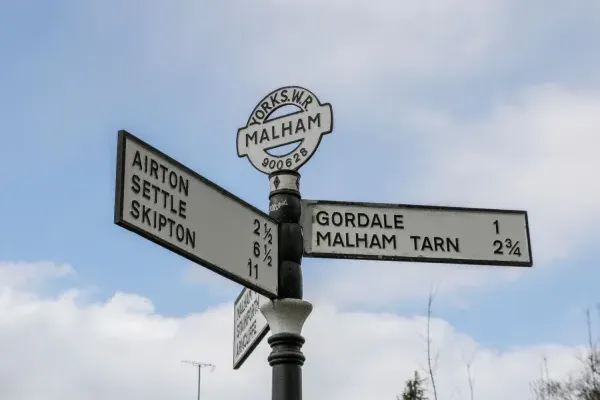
260 170 312 400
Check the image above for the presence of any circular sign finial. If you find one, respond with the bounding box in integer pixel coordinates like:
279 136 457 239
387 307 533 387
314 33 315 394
237 86 333 175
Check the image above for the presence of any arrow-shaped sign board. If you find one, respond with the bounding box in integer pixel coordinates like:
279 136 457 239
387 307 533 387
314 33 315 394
301 199 532 267
114 130 279 298
233 287 270 369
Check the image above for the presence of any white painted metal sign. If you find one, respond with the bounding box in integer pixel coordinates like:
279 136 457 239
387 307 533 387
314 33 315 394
233 287 270 369
114 130 279 297
237 86 333 175
301 200 532 267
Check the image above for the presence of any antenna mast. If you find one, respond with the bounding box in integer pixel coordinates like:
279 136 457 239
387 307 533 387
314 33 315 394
182 360 215 400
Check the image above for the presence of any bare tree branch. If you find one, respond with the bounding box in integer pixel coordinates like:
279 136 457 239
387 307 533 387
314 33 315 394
543 356 551 388
583 307 600 398
530 356 551 400
426 285 440 400
461 348 477 400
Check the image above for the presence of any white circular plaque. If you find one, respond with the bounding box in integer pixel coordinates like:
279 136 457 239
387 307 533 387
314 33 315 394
237 86 333 175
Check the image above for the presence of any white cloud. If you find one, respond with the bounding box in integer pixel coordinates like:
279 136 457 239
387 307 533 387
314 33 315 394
307 260 522 309
0 261 73 289
0 261 585 400
313 83 599 307
182 263 241 301
13 1 597 362
230 0 506 90
413 84 600 262
68 0 599 97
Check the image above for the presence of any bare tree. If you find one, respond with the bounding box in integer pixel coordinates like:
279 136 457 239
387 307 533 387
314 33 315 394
530 356 573 400
409 284 478 400
530 305 600 400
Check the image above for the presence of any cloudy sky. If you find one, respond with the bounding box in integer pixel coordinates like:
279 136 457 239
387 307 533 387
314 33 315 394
1 1 599 399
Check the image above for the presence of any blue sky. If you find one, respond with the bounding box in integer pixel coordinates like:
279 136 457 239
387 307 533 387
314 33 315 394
1 0 599 383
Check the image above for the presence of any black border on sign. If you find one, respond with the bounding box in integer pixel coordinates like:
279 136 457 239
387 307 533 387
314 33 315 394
232 287 271 370
114 130 279 298
301 199 533 268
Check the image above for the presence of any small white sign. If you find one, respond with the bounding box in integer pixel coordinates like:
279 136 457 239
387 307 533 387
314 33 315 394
301 200 532 267
233 287 270 369
237 86 333 175
115 130 279 297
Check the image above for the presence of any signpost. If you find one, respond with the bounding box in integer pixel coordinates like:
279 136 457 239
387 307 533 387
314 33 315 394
301 200 532 267
114 130 279 298
233 86 334 400
233 287 270 369
115 84 534 400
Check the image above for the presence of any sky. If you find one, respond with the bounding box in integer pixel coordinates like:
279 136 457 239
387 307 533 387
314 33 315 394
0 0 599 399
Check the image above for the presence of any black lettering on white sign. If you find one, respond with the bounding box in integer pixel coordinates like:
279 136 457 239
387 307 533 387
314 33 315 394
128 150 196 249
115 130 280 298
233 288 269 370
301 200 532 267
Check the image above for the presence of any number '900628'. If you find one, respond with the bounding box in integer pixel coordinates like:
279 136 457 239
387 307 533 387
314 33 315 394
261 147 308 171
